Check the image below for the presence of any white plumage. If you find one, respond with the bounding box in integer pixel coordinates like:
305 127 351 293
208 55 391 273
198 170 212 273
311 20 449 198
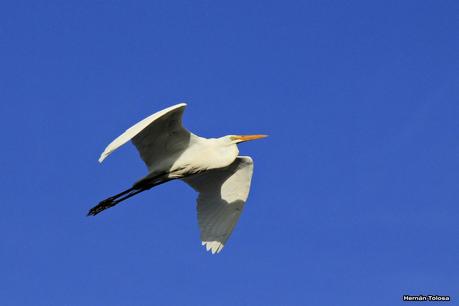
185 157 253 254
89 103 266 254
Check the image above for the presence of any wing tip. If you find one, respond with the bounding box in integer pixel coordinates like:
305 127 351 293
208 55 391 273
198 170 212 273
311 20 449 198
98 151 110 163
202 241 224 254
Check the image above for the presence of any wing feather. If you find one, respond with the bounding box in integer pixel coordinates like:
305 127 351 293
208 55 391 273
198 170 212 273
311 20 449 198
183 157 254 254
98 103 190 170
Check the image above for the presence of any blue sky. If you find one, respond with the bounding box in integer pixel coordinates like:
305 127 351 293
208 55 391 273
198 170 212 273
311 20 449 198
1 1 458 305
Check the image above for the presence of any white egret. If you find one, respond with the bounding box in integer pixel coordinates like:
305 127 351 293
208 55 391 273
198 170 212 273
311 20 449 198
88 103 267 254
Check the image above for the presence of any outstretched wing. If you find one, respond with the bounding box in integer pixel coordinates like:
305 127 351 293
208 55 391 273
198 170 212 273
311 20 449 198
183 157 254 254
98 103 191 170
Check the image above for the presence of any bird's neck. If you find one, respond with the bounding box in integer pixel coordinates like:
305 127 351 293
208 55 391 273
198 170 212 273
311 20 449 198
205 139 239 169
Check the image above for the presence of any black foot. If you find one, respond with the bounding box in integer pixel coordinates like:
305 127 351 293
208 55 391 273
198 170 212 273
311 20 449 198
87 198 115 216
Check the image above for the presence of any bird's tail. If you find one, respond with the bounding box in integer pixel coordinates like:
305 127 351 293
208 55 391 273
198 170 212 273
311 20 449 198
87 174 174 216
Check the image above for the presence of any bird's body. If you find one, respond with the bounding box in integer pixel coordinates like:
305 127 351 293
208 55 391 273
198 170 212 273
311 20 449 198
89 103 266 254
148 136 239 179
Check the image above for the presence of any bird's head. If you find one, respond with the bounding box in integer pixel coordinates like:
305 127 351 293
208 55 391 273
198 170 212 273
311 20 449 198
226 134 268 144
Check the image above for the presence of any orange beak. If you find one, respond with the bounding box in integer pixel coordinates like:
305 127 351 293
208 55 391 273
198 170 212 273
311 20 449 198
233 134 268 143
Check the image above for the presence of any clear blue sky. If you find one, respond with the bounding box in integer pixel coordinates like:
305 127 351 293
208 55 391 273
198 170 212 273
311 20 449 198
1 1 457 305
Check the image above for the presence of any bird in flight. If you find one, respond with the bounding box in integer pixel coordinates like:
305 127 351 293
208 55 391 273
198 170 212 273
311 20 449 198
88 103 267 254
